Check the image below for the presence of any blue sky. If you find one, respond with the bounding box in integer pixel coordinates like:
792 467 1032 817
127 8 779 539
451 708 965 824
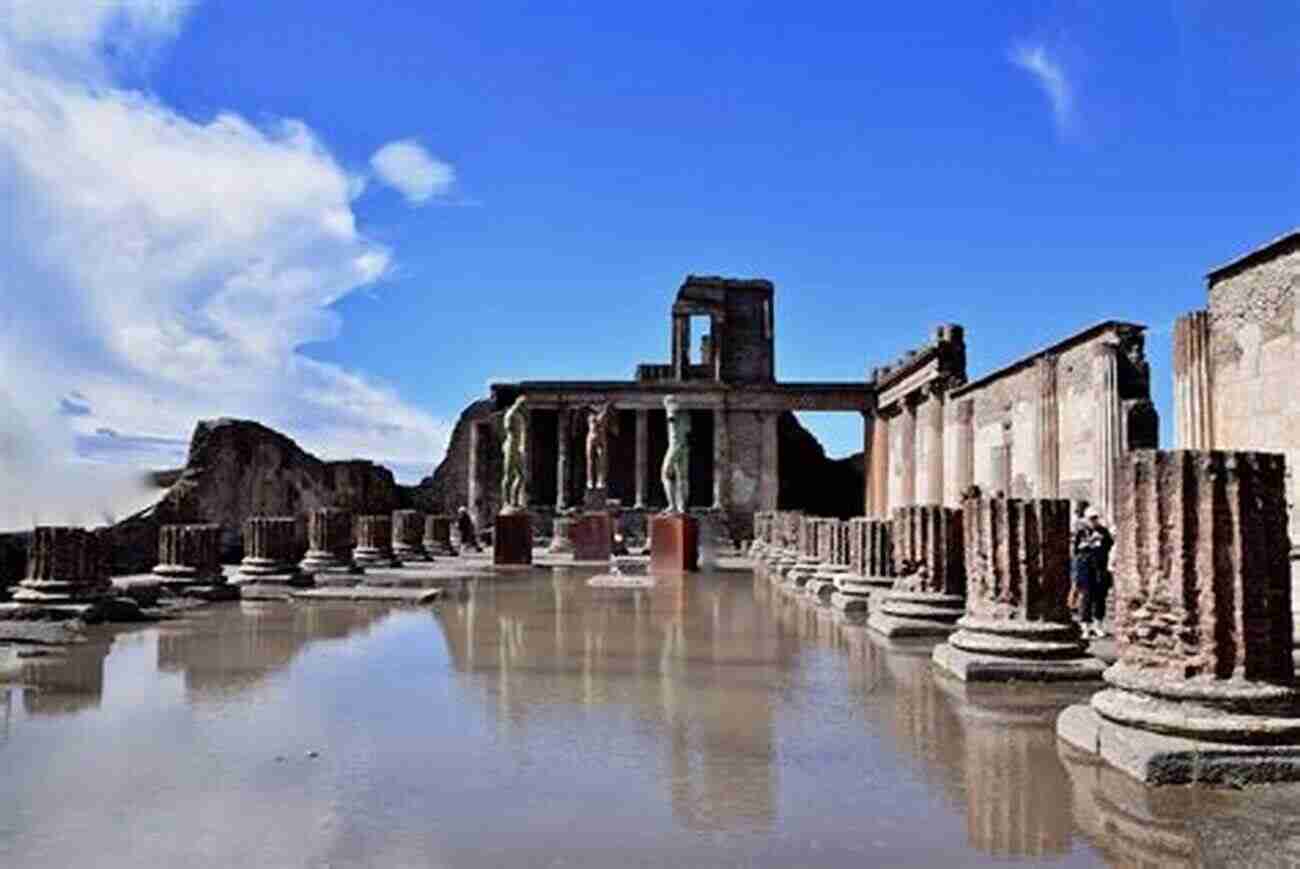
2 0 1299 500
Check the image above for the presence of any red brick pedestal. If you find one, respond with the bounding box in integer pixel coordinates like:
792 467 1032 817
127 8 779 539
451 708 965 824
494 512 533 566
650 514 698 573
572 513 613 562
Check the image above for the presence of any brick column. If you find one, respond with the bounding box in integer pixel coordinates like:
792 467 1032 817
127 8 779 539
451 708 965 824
12 526 112 603
1058 450 1300 784
1173 310 1214 450
934 496 1102 682
392 509 430 561
868 505 964 638
634 409 648 509
950 399 975 505
1093 343 1122 522
897 402 918 509
556 405 571 511
922 389 945 505
870 413 890 518
1037 355 1060 498
154 523 224 584
236 517 302 583
759 411 779 511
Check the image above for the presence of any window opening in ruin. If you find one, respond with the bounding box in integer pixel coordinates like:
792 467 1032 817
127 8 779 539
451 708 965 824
688 315 712 368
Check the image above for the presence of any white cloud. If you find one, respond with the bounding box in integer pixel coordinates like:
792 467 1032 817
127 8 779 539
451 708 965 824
1010 42 1074 135
0 0 451 528
369 139 455 205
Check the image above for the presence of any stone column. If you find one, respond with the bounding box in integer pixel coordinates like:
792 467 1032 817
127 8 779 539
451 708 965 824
870 413 890 518
1036 355 1060 498
236 517 302 583
899 401 918 508
1173 310 1215 450
392 509 430 561
712 405 729 510
423 514 456 556
759 411 779 511
353 514 400 567
933 496 1102 682
12 526 112 604
467 420 482 525
1093 343 1122 522
860 411 875 517
951 399 975 505
154 523 224 585
556 406 571 511
922 390 945 505
868 505 965 638
301 508 357 574
634 409 649 509
1057 450 1300 784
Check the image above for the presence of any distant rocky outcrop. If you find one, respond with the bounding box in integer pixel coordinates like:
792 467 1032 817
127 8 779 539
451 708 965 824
100 418 408 574
410 399 498 517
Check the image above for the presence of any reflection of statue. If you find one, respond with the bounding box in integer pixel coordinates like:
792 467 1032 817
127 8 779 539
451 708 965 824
585 402 618 490
660 395 690 513
501 396 529 513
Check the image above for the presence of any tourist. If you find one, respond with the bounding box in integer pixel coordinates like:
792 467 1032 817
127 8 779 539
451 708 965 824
1072 507 1114 639
456 506 481 552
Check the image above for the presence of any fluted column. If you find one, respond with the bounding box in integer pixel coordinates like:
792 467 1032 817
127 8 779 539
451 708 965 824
556 406 571 511
634 409 648 509
1059 450 1300 784
301 508 356 574
868 505 965 637
1037 355 1060 498
12 526 112 603
922 390 945 505
236 516 301 581
898 402 917 509
1173 310 1215 450
392 509 430 561
871 413 890 518
423 514 456 556
353 514 399 567
154 523 223 584
1092 343 1122 522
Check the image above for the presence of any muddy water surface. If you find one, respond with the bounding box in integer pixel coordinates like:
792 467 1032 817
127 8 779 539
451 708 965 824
1 567 1298 867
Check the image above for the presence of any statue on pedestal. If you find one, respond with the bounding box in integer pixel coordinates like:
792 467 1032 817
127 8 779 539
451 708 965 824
660 395 690 513
501 396 529 513
584 402 618 491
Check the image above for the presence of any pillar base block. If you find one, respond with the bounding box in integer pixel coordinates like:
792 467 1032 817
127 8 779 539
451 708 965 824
869 591 964 638
353 549 402 568
650 514 698 573
392 544 432 563
494 512 534 566
572 512 613 562
933 642 1106 683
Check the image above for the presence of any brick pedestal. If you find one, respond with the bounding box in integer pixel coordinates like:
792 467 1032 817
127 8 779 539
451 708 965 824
236 517 306 585
572 513 613 562
12 526 113 604
300 508 359 575
422 514 456 556
494 512 533 565
392 509 430 562
153 523 225 586
353 515 400 567
868 506 965 638
650 513 698 573
1057 450 1300 784
933 497 1104 682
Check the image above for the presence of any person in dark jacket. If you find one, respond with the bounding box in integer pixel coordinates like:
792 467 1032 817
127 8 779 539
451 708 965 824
1072 507 1114 639
456 507 481 553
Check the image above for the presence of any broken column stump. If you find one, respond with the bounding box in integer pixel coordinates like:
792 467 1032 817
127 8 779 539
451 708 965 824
353 515 401 568
392 509 430 562
832 518 894 613
933 496 1104 682
423 514 457 557
650 513 699 573
10 526 114 613
807 520 852 600
236 517 306 585
300 508 360 577
153 523 227 589
1057 450 1300 785
868 506 965 638
493 511 534 566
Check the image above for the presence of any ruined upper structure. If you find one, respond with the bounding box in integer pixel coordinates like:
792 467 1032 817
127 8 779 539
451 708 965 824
638 275 776 384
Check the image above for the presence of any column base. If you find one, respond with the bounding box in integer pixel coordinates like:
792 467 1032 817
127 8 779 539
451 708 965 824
392 544 432 562
650 514 698 573
868 591 964 638
152 565 227 588
933 642 1106 683
353 548 402 568
494 512 533 566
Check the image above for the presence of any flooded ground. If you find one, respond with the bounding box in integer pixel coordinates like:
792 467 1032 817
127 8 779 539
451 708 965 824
1 564 1299 867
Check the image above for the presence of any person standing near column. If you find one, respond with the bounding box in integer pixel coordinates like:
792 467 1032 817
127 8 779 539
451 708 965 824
1072 507 1113 639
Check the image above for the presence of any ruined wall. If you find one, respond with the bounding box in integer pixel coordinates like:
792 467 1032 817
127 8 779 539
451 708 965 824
723 287 774 383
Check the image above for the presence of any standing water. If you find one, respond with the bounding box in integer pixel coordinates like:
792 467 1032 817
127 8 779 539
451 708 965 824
1 566 1298 867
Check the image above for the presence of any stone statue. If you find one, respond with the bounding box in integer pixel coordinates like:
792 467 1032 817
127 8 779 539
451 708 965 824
584 402 618 491
660 395 690 513
501 396 529 513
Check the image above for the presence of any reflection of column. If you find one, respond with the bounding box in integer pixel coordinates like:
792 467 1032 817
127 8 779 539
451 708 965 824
871 413 890 518
634 409 648 508
923 391 944 505
1037 355 1060 498
1173 310 1214 449
899 400 918 508
1093 344 1121 521
861 411 875 516
759 412 779 510
712 406 729 510
556 406 571 511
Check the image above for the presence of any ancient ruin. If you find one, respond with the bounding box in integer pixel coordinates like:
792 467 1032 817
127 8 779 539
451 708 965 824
10 527 113 608
422 514 457 557
152 524 223 585
1057 449 1300 784
830 517 895 612
392 509 430 562
235 517 304 585
868 506 965 638
932 495 1104 682
353 514 401 568
300 508 359 575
